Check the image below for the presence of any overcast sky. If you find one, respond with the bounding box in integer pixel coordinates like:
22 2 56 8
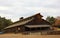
0 0 60 22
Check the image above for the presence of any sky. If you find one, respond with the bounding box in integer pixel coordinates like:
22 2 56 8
0 0 60 22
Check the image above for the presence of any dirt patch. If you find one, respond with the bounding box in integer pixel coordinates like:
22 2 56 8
0 33 60 38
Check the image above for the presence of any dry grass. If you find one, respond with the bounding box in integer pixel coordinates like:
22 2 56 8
0 33 60 38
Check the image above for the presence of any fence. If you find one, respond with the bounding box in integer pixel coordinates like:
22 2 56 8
22 30 60 35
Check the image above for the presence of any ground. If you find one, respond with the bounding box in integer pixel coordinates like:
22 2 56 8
0 33 60 38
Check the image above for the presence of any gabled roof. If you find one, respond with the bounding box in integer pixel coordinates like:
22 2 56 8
3 13 50 29
4 13 42 29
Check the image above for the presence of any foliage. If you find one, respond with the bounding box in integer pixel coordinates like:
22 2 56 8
46 16 55 24
0 16 13 30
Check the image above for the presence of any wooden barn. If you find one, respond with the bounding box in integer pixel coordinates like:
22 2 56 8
3 13 51 33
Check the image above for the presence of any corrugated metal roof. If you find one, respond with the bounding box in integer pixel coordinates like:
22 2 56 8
25 25 50 28
4 18 34 29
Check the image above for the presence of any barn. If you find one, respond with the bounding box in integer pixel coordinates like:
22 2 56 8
3 13 51 33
